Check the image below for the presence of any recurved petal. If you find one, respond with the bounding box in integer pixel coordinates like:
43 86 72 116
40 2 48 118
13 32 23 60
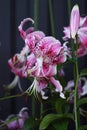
50 77 65 98
18 18 34 40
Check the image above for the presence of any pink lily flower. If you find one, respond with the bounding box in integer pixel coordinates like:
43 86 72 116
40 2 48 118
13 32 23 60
70 4 80 39
18 17 45 51
80 16 87 27
26 77 48 99
25 31 45 51
27 64 59 99
78 27 87 47
8 45 29 77
26 37 67 98
65 78 87 103
26 36 67 78
63 5 87 57
77 44 87 57
26 66 65 99
8 36 67 99
6 107 29 130
8 18 68 99
34 36 67 65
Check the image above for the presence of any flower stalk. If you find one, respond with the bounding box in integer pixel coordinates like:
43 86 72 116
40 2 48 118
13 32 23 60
49 0 55 36
32 0 39 118
74 34 79 130
67 0 71 18
34 0 38 30
0 94 23 101
40 102 43 119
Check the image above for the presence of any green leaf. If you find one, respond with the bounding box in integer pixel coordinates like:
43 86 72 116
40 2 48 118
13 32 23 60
63 113 74 120
45 125 57 130
79 108 87 118
80 68 87 77
78 97 87 107
55 99 70 114
39 113 74 130
62 103 70 114
79 125 87 130
39 114 59 130
23 117 38 130
52 119 68 130
55 98 64 113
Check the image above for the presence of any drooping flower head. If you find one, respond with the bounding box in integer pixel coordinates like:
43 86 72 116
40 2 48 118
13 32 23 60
8 18 68 99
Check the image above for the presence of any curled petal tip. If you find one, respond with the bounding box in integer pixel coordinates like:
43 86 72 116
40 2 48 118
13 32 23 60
18 18 34 39
60 92 66 99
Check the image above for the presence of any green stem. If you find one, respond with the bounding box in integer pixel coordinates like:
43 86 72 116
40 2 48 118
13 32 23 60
32 96 35 116
67 0 71 19
74 35 79 130
74 61 79 130
34 0 44 122
34 0 38 30
49 0 55 36
40 103 43 118
31 0 39 118
0 94 23 101
71 38 75 58
32 97 35 130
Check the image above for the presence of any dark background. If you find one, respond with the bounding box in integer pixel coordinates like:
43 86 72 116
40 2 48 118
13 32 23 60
0 0 87 129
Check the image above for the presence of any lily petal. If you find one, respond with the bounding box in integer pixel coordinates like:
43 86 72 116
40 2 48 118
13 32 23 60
70 5 80 38
80 78 87 96
18 18 34 40
50 77 65 98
